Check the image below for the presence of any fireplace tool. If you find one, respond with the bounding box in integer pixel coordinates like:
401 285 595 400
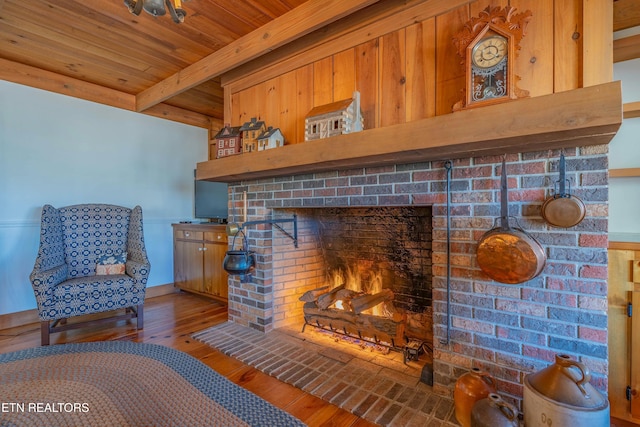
441 160 453 346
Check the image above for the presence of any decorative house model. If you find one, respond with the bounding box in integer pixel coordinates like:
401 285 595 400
213 124 242 158
304 91 364 141
239 117 266 153
257 127 284 151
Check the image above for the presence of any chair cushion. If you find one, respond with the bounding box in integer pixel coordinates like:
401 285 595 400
47 276 143 319
96 252 127 275
58 204 131 278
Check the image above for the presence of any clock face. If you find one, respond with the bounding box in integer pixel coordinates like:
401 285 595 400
471 36 507 69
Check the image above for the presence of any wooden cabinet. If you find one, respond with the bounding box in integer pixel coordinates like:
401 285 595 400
608 243 640 423
172 223 228 302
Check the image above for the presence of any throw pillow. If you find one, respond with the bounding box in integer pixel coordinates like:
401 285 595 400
96 252 127 275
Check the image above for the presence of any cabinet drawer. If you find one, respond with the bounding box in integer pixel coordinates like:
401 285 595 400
205 231 228 243
175 230 203 240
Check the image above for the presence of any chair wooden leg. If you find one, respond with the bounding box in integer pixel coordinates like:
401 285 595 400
40 321 50 346
137 304 144 329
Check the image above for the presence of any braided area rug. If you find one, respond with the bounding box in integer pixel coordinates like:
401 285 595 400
0 341 306 427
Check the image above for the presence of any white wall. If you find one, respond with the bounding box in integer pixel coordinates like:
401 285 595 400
0 80 207 315
609 55 640 242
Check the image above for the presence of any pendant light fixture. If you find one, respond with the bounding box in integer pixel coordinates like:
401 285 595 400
124 0 187 24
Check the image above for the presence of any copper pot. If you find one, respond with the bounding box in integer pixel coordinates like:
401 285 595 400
476 158 546 284
541 152 585 228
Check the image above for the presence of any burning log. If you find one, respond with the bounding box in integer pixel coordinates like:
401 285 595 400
299 286 330 302
334 288 359 311
351 289 394 314
302 301 406 347
317 284 345 309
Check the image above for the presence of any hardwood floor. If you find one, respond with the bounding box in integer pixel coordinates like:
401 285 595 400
0 291 376 427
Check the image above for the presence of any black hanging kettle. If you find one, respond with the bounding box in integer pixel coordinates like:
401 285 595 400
223 229 255 275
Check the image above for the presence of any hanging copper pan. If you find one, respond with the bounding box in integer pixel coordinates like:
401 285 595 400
541 152 586 228
476 158 546 284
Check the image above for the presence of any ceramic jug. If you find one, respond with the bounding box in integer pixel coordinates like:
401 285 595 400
454 367 497 427
523 354 609 427
470 393 518 427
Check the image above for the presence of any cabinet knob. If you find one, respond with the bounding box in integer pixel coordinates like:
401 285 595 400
202 247 207 251
185 232 190 237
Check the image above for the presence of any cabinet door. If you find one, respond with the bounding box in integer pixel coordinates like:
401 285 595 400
203 241 229 300
632 289 640 418
174 240 204 293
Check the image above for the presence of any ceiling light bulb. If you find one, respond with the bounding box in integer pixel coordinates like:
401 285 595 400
143 0 166 16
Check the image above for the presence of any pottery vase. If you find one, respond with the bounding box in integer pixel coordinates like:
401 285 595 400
454 367 497 427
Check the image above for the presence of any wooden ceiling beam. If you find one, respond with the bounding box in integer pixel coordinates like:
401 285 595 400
614 33 640 62
0 58 135 110
614 0 640 31
0 58 212 128
134 0 381 112
624 101 640 119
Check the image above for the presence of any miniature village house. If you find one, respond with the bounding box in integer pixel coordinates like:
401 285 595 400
257 127 284 151
240 117 266 153
213 124 242 158
304 91 364 141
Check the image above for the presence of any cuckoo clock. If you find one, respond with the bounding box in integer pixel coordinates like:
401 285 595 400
452 6 532 111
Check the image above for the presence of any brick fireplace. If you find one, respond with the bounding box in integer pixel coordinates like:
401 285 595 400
225 146 609 400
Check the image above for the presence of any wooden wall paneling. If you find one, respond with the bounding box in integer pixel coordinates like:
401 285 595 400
379 29 406 127
405 18 437 122
277 71 298 145
247 81 267 125
469 0 508 17
295 65 314 144
582 0 613 87
221 0 470 92
333 48 357 101
232 84 259 125
434 4 469 116
224 85 232 124
511 0 555 98
313 57 334 106
355 39 380 131
553 0 582 92
263 77 280 130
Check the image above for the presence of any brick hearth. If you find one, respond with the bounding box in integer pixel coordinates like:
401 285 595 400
225 146 609 404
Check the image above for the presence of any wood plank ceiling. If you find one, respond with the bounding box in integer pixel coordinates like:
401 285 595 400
0 0 639 129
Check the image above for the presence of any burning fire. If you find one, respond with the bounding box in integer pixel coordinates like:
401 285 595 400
328 263 384 316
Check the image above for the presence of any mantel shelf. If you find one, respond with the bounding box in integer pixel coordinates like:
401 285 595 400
197 82 622 183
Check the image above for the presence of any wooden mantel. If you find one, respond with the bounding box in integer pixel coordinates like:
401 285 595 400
197 82 622 183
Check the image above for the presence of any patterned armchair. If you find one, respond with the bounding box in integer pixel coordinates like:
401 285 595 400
30 204 150 345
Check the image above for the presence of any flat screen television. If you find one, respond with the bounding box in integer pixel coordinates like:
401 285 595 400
194 179 228 222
